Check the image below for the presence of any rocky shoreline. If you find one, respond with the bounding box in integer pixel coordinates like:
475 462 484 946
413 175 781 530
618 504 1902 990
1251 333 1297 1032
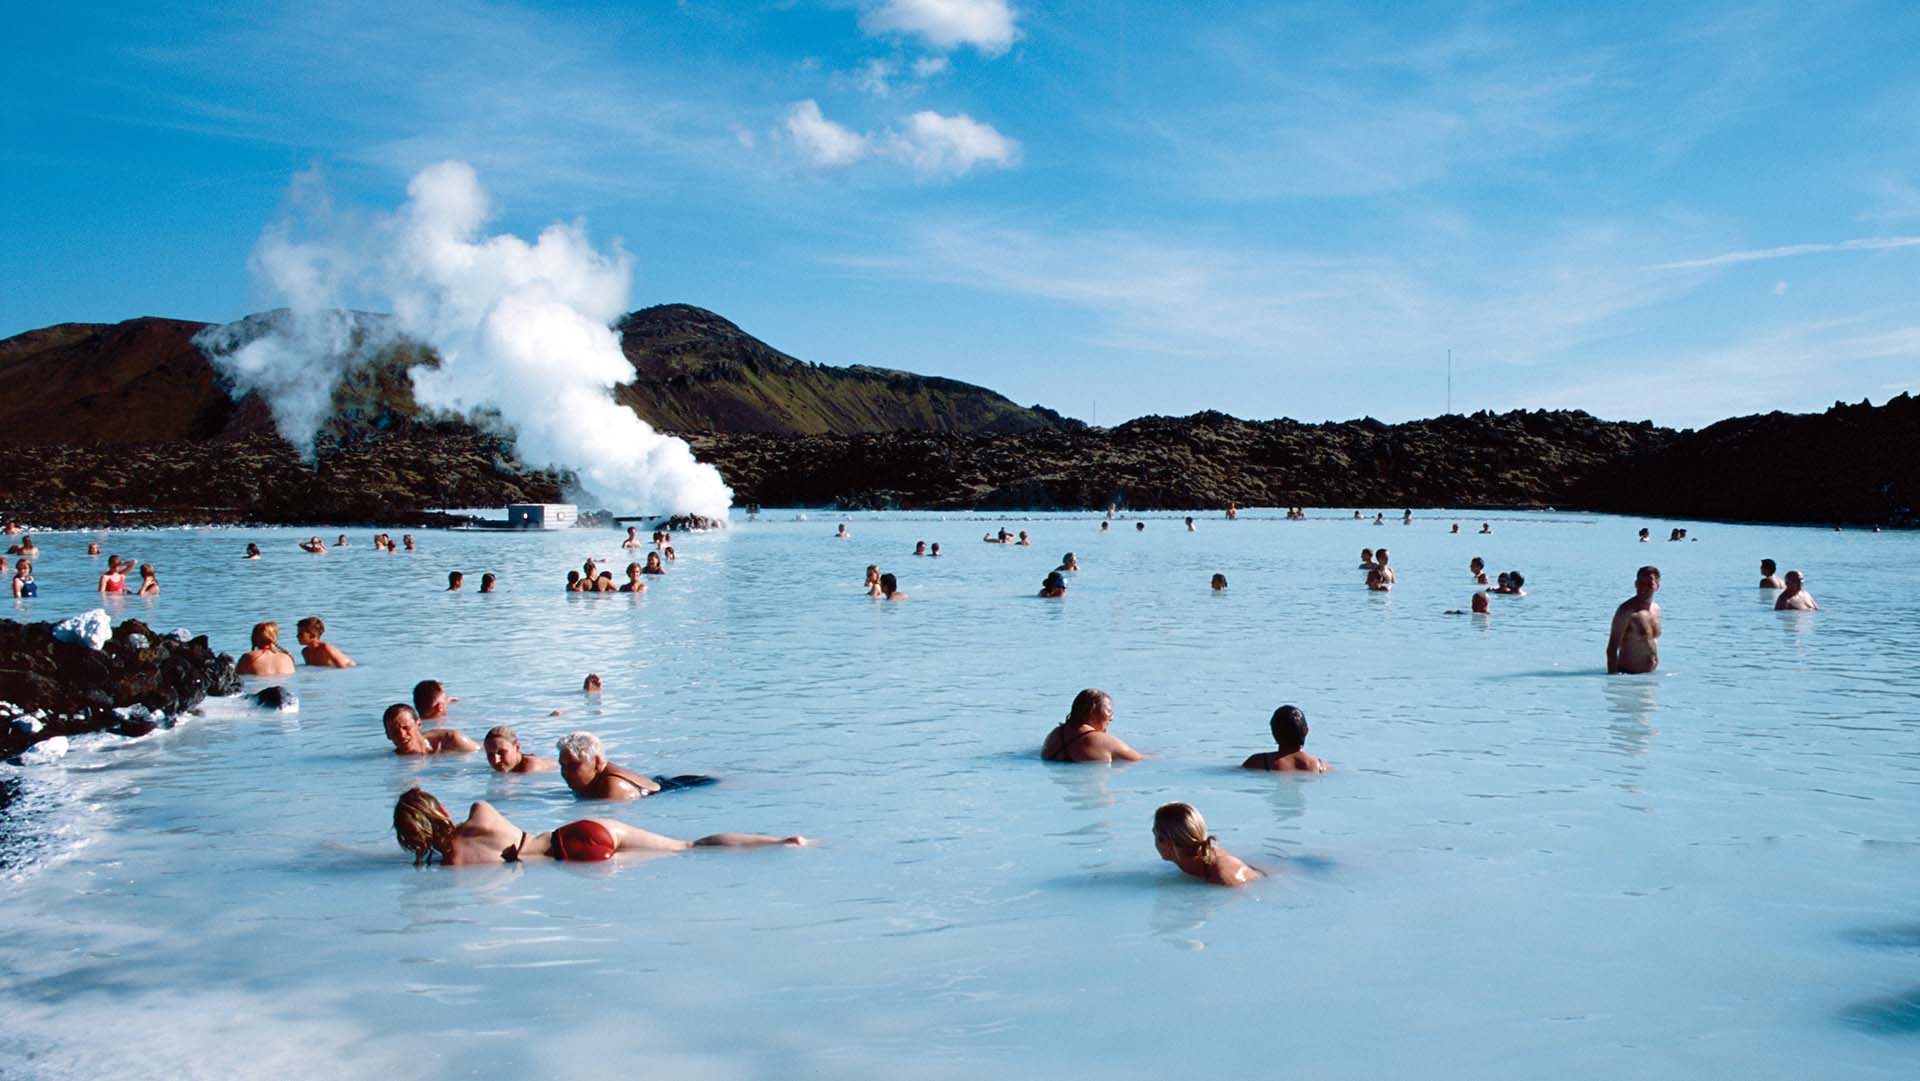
0 614 243 760
2 398 1916 530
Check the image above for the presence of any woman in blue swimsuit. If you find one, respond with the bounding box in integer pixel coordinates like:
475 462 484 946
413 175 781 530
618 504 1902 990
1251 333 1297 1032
11 559 36 598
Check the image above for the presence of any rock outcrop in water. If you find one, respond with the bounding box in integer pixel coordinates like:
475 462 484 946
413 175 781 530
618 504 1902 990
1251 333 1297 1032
0 616 242 759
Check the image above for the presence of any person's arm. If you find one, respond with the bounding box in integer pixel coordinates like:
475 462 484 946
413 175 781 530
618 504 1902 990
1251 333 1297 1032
10 579 20 597
1101 734 1145 762
325 644 356 667
1605 605 1626 673
690 833 808 848
430 729 480 752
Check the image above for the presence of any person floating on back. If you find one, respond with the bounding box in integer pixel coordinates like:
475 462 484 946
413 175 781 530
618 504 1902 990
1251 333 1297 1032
1241 705 1327 772
1040 688 1143 763
1606 566 1662 674
1152 802 1263 887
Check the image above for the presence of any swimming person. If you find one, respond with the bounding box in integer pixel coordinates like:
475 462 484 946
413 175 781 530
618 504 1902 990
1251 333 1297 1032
236 621 295 676
623 527 643 549
1366 567 1391 592
929 543 942 557
1017 530 1032 546
245 543 262 560
391 788 804 865
1100 521 1110 533
1040 689 1143 763
98 558 128 594
413 679 455 721
1359 548 1376 570
864 565 882 596
383 704 478 756
1775 570 1818 610
621 563 647 592
1056 552 1079 572
835 523 850 539
447 571 464 591
296 616 356 667
1039 571 1068 598
480 573 496 593
878 573 908 600
1374 549 1396 585
136 563 159 595
484 726 557 773
1135 522 1145 532
1480 522 1492 534
583 673 602 694
1152 802 1263 887
10 559 35 598
1759 558 1785 589
643 552 666 575
1211 573 1227 591
556 731 715 800
1185 517 1196 532
299 536 327 554
914 541 927 556
1606 566 1662 674
87 542 102 556
1241 705 1327 772
1639 527 1651 543
335 534 350 548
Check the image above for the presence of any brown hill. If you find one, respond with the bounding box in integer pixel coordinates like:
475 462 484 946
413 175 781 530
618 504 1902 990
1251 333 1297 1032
0 305 1065 445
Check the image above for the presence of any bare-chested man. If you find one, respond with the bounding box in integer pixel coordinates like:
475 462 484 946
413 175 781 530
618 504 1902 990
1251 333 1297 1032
1040 688 1144 763
557 731 664 798
1240 704 1328 772
1759 558 1785 589
1775 570 1818 610
1375 548 1396 585
1606 565 1662 674
383 704 478 756
484 725 557 773
413 679 455 722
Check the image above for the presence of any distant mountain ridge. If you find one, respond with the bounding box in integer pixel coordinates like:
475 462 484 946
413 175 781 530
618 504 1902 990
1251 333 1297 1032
0 304 1067 444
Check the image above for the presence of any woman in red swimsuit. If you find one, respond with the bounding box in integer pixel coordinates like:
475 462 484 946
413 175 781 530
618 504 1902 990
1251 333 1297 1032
391 789 806 866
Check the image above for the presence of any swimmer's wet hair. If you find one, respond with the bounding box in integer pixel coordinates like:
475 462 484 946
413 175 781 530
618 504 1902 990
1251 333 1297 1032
412 680 445 712
1761 558 1776 573
1153 802 1217 865
1269 705 1308 752
583 673 602 692
879 573 898 594
394 787 453 866
1509 571 1525 588
250 621 281 650
485 725 517 744
1067 688 1110 725
557 731 603 760
297 616 324 638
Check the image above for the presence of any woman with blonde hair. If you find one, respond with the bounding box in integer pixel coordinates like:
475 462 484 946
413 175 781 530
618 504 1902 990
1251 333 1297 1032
1041 688 1143 763
1152 802 1262 887
391 788 805 866
863 564 882 596
236 621 295 675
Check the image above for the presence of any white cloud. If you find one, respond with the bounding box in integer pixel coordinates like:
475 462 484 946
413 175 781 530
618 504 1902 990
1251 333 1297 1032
860 0 1019 57
888 110 1019 177
1651 235 1920 271
854 58 896 98
912 55 952 78
784 99 869 168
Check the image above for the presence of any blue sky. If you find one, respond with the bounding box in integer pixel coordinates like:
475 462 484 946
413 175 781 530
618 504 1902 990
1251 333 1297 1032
5 0 1919 428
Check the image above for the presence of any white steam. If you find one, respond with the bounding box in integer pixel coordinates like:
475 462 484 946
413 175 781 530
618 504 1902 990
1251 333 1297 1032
198 162 733 520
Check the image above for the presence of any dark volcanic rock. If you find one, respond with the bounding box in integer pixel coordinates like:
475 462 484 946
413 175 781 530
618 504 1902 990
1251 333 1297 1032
0 617 241 758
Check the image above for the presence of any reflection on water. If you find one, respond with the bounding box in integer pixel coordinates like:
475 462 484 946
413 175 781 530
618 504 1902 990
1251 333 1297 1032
1603 676 1659 758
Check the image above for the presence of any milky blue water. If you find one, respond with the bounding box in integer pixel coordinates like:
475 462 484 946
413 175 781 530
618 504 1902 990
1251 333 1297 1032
2 510 1918 1079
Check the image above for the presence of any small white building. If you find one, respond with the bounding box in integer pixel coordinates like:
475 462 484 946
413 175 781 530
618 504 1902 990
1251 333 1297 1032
506 503 578 530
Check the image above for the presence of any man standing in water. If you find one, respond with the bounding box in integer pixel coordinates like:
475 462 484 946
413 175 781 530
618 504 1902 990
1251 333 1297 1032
1606 566 1662 674
1759 558 1785 589
1775 570 1818 610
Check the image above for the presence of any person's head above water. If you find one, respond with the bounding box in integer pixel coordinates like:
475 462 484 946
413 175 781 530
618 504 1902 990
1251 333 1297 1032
484 726 524 772
383 703 422 743
1761 558 1777 575
1211 573 1227 590
296 616 325 642
1471 591 1490 614
583 673 602 693
879 572 900 596
1152 802 1217 865
1268 705 1308 752
250 621 282 650
1636 565 1661 595
480 573 496 592
447 571 463 590
1508 571 1525 590
413 679 449 719
556 731 607 789
1067 688 1113 728
393 787 455 865
1470 557 1484 571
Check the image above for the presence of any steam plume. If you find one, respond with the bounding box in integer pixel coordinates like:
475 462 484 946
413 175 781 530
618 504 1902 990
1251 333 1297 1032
197 162 733 520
